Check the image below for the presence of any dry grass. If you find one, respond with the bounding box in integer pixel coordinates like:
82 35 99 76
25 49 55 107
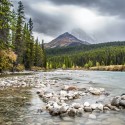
90 65 125 71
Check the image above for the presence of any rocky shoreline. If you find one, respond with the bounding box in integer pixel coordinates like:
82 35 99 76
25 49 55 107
0 73 125 119
0 71 35 77
36 79 125 118
0 74 39 89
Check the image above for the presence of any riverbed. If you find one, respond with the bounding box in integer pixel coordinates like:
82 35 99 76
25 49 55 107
0 70 125 125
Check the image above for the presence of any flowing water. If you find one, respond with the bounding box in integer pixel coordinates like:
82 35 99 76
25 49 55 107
0 70 125 125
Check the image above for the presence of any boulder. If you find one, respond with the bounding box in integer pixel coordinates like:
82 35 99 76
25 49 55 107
60 106 69 113
119 100 125 107
84 102 90 107
121 95 125 100
38 91 45 98
97 103 103 111
63 85 77 91
121 93 125 96
68 96 73 100
76 108 83 116
60 112 68 117
105 104 119 111
68 108 76 117
72 103 83 109
91 104 98 110
111 96 121 107
103 106 110 111
89 87 105 95
50 108 60 116
84 107 92 112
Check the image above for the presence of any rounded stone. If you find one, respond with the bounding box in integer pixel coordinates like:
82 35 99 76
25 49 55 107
84 107 92 112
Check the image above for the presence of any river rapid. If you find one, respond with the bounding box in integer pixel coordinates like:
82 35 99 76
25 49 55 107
0 70 125 125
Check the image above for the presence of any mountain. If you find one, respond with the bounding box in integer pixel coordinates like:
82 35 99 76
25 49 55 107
71 28 96 44
45 32 90 48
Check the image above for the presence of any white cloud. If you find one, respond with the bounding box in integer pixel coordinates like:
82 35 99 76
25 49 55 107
20 1 125 42
31 2 120 32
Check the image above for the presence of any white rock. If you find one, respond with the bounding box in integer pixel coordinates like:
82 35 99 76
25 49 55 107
45 93 53 98
60 97 68 101
60 106 69 113
99 88 105 92
49 97 59 102
60 90 67 97
48 106 54 111
72 103 82 109
84 102 90 107
89 87 94 91
91 104 98 110
80 92 86 96
97 103 103 111
53 102 59 108
62 103 68 107
68 96 73 100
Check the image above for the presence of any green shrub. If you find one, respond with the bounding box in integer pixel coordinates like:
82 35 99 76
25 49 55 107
31 66 42 71
16 64 25 72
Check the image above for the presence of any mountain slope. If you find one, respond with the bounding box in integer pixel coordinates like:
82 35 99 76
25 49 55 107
46 41 125 56
45 32 90 48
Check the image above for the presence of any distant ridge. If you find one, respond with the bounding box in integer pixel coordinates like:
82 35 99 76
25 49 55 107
45 32 90 48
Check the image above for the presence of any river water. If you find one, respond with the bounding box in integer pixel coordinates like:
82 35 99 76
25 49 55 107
0 70 125 125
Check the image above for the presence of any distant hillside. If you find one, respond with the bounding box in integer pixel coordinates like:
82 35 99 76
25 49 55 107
46 41 125 57
45 32 90 48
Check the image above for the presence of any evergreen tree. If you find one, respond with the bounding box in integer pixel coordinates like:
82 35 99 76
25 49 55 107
10 9 17 45
14 1 25 64
28 18 33 36
0 0 11 47
34 38 43 67
41 40 46 69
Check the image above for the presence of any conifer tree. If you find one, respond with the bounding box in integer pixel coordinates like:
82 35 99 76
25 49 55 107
28 18 33 36
41 40 46 69
34 38 43 67
10 9 17 45
0 0 11 47
14 1 25 64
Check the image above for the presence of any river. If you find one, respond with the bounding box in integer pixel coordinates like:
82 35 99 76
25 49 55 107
0 70 125 125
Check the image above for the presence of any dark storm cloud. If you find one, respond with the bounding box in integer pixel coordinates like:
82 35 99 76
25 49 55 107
32 12 67 37
12 0 67 37
48 0 125 18
12 0 125 42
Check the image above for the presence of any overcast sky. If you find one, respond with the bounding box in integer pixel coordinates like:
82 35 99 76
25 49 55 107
12 0 125 43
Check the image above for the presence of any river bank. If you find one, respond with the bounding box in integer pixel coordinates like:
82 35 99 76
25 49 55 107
90 65 125 71
58 65 125 72
0 70 39 78
0 70 125 125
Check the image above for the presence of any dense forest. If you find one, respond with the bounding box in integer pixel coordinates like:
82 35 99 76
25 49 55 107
47 45 125 69
46 41 125 57
0 0 46 72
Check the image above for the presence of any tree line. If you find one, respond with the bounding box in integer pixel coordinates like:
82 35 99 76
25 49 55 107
46 41 125 57
0 0 46 72
47 46 125 69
